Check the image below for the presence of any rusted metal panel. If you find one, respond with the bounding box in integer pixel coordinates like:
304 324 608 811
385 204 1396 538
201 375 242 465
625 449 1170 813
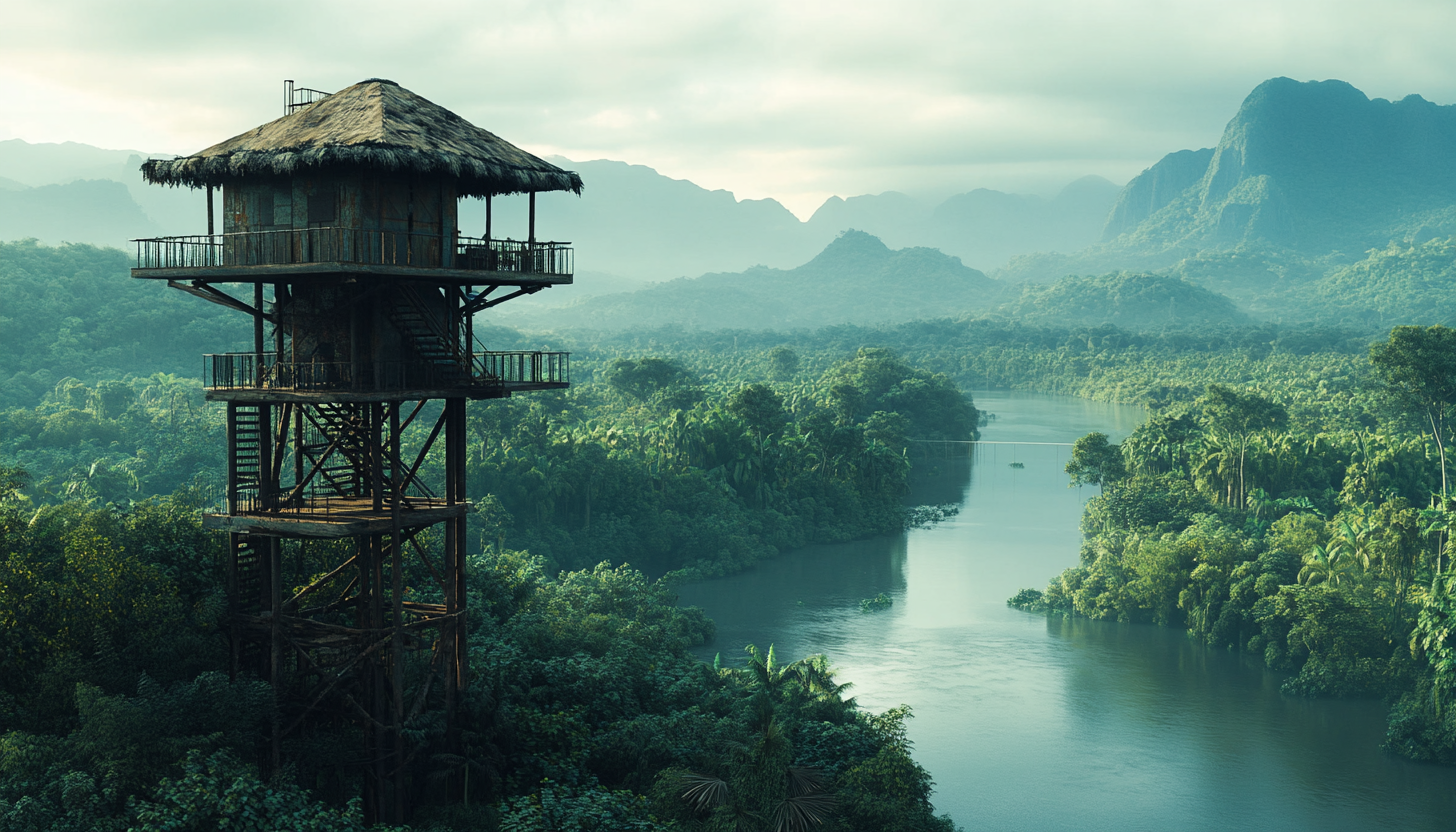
224 185 247 233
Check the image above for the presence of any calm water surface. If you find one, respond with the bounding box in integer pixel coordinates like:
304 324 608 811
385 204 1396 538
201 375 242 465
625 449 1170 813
677 390 1456 831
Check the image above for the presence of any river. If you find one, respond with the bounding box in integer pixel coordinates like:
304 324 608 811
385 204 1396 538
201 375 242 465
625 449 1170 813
676 390 1456 832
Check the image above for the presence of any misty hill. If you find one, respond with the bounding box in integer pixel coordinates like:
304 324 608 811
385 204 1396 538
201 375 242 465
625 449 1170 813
0 137 1119 280
0 140 207 248
499 230 1002 332
494 161 1121 283
0 180 161 247
804 176 1121 270
1304 237 1456 329
1108 78 1456 254
524 158 824 286
1101 149 1215 241
996 77 1456 331
0 240 248 408
998 272 1248 330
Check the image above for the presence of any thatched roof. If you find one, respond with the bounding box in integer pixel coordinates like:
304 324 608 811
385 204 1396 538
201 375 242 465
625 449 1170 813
141 79 582 197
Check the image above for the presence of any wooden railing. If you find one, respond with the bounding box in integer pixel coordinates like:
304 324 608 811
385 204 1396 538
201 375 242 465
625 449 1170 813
135 228 572 277
205 351 569 393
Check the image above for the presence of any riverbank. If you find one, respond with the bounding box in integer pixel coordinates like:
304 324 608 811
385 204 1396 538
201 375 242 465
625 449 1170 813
677 390 1456 831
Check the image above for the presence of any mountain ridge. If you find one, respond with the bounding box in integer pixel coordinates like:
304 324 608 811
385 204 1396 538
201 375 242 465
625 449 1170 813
497 230 1004 332
0 138 1120 277
1107 78 1456 254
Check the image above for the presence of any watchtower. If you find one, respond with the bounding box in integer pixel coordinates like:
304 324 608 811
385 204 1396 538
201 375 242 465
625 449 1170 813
132 79 581 823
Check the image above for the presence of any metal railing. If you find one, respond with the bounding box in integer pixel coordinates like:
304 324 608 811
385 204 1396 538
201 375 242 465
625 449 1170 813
135 228 573 277
205 351 570 393
456 235 573 276
474 351 569 386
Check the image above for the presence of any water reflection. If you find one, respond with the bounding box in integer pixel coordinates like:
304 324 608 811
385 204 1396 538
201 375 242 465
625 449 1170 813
678 390 1456 831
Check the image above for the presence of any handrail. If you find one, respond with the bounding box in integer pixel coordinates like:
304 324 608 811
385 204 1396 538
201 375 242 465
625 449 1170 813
135 227 572 276
204 351 569 393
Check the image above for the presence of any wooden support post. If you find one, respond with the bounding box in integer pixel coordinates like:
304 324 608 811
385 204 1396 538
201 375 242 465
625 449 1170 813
275 286 285 357
371 403 384 512
226 403 239 514
227 532 242 681
350 300 361 392
484 195 491 241
294 405 305 496
258 403 273 509
464 286 473 369
445 397 467 773
254 283 265 386
389 402 406 824
528 191 536 246
269 536 283 772
370 532 388 825
354 532 377 825
207 185 215 236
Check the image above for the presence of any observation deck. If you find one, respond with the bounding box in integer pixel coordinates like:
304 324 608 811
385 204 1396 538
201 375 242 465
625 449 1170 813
203 495 467 538
203 351 569 402
132 228 572 286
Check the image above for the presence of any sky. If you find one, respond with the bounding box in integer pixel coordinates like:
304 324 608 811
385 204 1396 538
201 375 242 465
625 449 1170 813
3 0 1455 219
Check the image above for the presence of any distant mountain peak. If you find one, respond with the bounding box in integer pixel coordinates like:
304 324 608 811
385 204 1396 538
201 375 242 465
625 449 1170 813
1104 77 1456 253
806 228 893 264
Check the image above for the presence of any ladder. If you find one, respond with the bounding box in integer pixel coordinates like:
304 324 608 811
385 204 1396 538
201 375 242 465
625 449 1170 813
387 285 469 385
230 532 266 677
231 404 263 511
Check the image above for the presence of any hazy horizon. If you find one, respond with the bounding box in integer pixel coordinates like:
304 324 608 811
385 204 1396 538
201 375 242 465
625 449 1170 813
4 0 1455 217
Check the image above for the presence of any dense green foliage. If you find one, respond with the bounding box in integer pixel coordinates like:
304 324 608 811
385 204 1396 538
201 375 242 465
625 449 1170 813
0 347 975 580
0 240 248 410
466 348 976 579
0 243 974 830
1000 272 1248 330
21 225 1456 826
1005 327 1456 764
0 474 955 831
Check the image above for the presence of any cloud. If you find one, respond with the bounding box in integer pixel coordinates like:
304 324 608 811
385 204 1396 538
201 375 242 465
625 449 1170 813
4 0 1455 215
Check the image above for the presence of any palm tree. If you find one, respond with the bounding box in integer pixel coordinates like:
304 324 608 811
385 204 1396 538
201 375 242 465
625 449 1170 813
674 714 835 832
1300 543 1351 587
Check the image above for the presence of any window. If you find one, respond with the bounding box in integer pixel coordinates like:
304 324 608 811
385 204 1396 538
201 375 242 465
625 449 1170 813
308 188 337 225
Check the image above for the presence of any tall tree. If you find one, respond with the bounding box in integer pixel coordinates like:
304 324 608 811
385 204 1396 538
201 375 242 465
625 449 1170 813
1370 325 1456 500
1197 385 1288 508
1065 432 1127 489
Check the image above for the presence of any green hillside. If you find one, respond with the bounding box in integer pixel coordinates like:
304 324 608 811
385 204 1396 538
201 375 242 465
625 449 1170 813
998 272 1248 330
504 230 1003 331
0 240 249 408
1307 237 1456 328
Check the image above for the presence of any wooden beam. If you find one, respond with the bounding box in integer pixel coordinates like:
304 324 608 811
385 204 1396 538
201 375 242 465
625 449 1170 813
168 280 275 320
472 285 545 312
284 554 357 610
202 504 466 537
